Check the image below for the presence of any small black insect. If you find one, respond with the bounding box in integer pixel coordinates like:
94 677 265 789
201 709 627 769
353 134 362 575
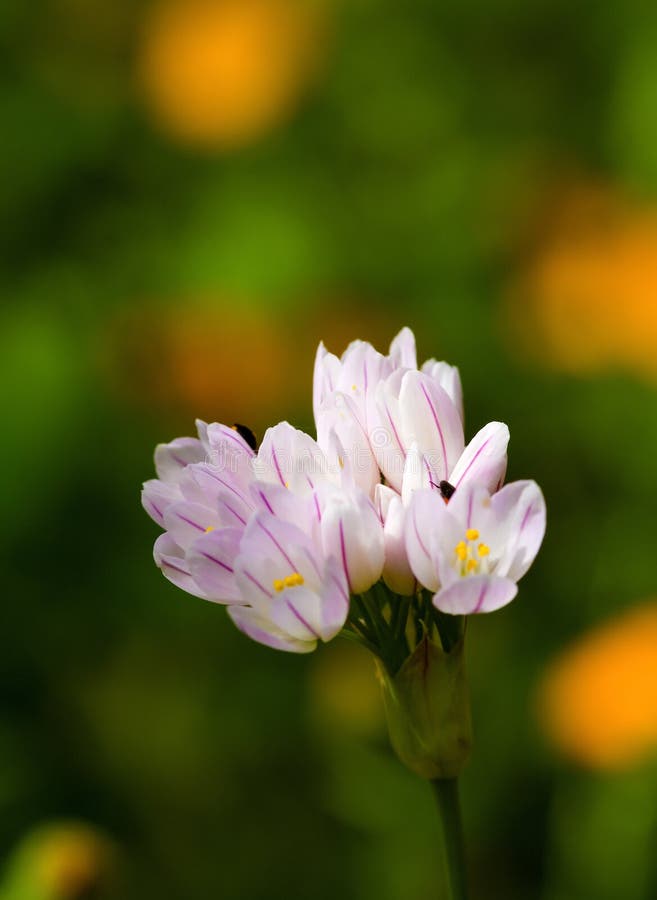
438 480 456 501
232 423 258 452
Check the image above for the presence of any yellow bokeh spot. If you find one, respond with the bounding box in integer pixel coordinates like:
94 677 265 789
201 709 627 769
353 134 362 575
36 825 111 898
507 182 657 383
478 543 490 557
465 528 479 541
538 601 657 770
309 640 384 737
138 0 326 149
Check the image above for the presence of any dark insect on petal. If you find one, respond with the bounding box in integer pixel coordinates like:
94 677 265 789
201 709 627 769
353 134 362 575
439 480 456 501
232 423 258 452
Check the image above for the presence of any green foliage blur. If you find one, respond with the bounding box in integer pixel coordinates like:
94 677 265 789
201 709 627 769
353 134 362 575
3 0 657 898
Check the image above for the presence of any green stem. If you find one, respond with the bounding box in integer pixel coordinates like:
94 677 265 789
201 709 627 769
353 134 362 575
338 626 381 658
353 596 377 642
431 778 468 900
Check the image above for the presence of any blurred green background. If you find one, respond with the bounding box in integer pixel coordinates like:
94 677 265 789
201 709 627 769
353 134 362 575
4 0 657 897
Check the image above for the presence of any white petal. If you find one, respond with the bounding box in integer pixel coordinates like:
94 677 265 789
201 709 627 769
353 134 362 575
433 575 518 615
404 490 442 592
257 422 331 493
449 422 509 493
163 501 220 550
249 481 315 531
153 533 208 599
372 371 407 492
401 445 435 506
316 395 378 496
228 606 316 653
493 481 546 581
141 479 181 526
374 483 397 520
389 326 417 370
154 437 205 483
269 587 325 641
421 360 464 422
181 463 254 520
237 512 321 593
318 564 351 637
382 495 416 596
313 342 341 421
320 489 384 594
398 371 464 481
188 529 243 603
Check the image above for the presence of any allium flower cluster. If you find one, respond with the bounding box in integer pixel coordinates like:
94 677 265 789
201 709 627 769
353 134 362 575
142 328 545 660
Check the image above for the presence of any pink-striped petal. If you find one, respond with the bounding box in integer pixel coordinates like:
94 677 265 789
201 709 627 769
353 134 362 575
404 490 443 592
449 421 509 493
141 479 181 526
493 481 546 581
421 360 464 423
269 587 324 641
163 501 219 550
187 528 243 603
155 437 205 483
320 490 384 594
228 606 316 654
153 533 208 599
433 575 518 615
399 371 464 481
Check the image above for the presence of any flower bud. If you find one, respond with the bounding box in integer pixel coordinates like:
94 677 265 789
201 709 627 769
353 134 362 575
377 636 472 780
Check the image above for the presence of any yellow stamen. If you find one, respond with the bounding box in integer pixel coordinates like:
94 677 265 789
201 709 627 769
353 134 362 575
455 541 468 561
466 558 478 573
204 525 215 533
338 456 344 469
466 528 479 541
274 572 305 592
285 573 303 588
284 481 289 489
478 543 490 557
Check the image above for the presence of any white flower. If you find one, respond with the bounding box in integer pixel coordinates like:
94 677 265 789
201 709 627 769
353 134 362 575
405 480 546 614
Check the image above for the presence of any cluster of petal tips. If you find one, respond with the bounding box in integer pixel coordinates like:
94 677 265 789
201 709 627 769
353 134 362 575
142 327 545 672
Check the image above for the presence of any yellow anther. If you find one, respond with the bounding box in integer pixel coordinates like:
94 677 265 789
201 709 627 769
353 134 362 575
466 558 478 573
275 572 305 591
338 456 344 469
351 384 357 391
455 541 468 561
478 543 490 557
284 481 289 489
204 525 215 533
466 529 479 541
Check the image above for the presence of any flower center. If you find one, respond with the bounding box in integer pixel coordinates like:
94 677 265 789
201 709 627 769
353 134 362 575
453 529 490 577
273 572 305 592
